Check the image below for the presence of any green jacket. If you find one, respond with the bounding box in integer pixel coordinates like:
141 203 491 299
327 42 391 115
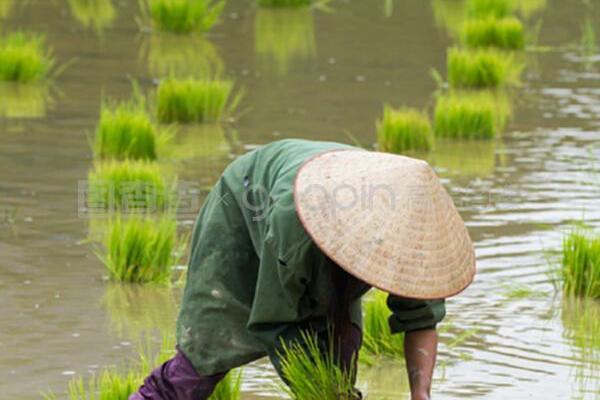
177 139 446 376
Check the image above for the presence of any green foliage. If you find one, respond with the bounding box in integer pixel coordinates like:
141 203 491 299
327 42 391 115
432 0 467 36
210 371 243 400
434 92 504 139
362 291 404 357
561 227 600 298
68 0 116 33
466 0 514 18
255 8 316 75
156 77 241 123
376 106 433 153
141 0 225 34
94 98 164 161
257 0 312 7
42 369 141 400
460 17 525 50
447 47 522 88
88 160 171 212
279 331 356 400
0 32 54 82
97 215 180 284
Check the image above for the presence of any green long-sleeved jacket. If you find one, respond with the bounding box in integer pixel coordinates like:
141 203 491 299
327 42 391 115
177 139 446 376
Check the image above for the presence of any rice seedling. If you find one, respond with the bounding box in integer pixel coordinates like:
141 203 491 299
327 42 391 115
68 0 116 34
432 0 467 36
87 160 172 212
141 34 224 78
430 138 497 177
255 8 316 75
279 330 357 400
460 17 525 50
156 77 241 123
581 17 597 72
362 290 404 358
94 98 166 161
561 227 600 298
466 0 514 19
447 47 522 88
97 214 181 284
434 92 508 139
0 32 54 82
210 370 243 400
103 283 179 338
0 82 51 118
139 0 225 34
376 106 433 154
257 0 312 7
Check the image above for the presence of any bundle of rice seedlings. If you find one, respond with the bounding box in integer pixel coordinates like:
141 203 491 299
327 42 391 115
140 0 225 34
376 106 433 154
0 32 54 82
94 98 164 161
87 160 171 212
0 82 50 118
279 331 357 400
561 227 600 298
97 215 180 284
447 47 522 88
466 0 514 19
142 34 224 78
42 369 142 400
255 8 316 75
156 77 241 123
460 17 525 50
68 0 116 33
362 290 404 358
434 92 507 139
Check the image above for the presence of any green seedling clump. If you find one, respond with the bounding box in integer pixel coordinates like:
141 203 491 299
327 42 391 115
363 290 404 357
562 228 600 298
88 160 171 212
0 32 54 82
210 371 243 400
460 17 525 50
376 106 433 154
98 215 179 284
279 331 357 400
156 77 240 123
466 0 514 18
434 92 504 139
447 47 522 88
95 99 163 161
142 0 225 34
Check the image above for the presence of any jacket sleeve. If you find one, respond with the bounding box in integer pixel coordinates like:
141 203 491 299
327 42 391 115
386 296 446 333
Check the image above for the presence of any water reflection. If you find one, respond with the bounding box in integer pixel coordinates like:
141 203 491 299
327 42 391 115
430 138 498 178
68 0 116 34
140 34 224 78
431 0 466 37
254 7 316 75
103 283 179 339
515 0 547 20
0 82 51 119
357 359 410 399
561 297 600 398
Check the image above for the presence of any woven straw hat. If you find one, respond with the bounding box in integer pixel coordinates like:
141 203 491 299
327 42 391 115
294 150 476 299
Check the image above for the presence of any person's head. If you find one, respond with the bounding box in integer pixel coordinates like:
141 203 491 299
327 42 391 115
294 149 476 301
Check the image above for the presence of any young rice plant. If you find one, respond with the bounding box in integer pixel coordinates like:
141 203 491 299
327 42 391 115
447 47 522 88
460 17 525 50
362 290 404 357
466 0 515 19
140 0 225 34
376 106 433 154
0 31 54 82
156 77 241 123
561 227 600 299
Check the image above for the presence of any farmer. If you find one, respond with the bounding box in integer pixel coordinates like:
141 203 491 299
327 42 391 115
130 139 476 400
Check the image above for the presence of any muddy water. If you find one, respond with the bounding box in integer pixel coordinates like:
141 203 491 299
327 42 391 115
1 0 599 399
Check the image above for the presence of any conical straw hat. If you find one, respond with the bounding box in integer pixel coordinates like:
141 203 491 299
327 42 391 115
294 150 476 299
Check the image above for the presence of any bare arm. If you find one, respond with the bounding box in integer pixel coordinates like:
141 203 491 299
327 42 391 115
404 328 438 400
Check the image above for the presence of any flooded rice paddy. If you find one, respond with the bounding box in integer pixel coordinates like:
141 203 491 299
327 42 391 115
1 0 600 398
